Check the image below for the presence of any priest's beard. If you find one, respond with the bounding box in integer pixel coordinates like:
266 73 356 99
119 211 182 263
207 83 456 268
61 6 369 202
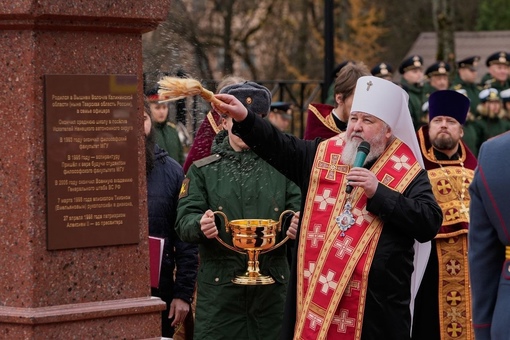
341 129 388 166
432 133 458 151
145 129 156 176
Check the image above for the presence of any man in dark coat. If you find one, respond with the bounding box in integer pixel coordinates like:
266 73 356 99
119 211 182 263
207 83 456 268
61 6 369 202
144 106 198 338
468 131 510 340
214 76 442 339
413 90 477 340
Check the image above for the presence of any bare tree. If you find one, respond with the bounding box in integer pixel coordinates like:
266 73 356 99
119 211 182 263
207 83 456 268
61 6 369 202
432 0 455 68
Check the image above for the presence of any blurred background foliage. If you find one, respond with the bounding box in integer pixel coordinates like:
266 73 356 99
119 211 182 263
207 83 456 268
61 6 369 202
143 0 510 87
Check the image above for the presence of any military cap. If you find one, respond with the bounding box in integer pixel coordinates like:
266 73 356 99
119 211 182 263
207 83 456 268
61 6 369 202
398 55 424 74
425 61 451 78
332 61 354 78
500 88 510 104
485 51 510 67
270 101 292 119
479 88 500 103
457 56 480 70
455 89 468 96
220 81 272 117
428 90 470 125
421 100 429 114
145 87 168 102
371 62 393 78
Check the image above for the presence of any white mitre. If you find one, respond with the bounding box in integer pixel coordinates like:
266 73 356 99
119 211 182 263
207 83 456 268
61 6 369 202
350 75 425 169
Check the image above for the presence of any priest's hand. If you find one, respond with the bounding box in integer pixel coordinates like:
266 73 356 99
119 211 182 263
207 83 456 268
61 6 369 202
346 167 379 198
213 93 248 122
200 209 218 239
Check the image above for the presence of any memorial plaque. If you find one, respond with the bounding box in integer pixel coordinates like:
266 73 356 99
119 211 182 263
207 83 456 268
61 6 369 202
45 75 139 250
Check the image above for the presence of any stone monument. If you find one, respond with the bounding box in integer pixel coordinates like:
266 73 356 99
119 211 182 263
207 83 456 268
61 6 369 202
0 1 170 338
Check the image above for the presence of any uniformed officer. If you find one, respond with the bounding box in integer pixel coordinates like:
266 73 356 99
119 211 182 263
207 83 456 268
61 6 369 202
469 131 510 340
480 51 510 92
371 62 394 81
423 61 451 98
146 87 185 165
500 88 510 116
267 101 293 132
477 88 510 139
454 89 487 157
451 56 483 115
399 55 425 130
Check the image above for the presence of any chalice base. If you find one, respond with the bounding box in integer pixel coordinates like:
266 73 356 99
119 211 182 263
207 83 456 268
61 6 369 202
232 273 275 285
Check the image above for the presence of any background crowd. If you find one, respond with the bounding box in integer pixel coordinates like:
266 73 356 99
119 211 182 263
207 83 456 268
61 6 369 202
144 50 510 340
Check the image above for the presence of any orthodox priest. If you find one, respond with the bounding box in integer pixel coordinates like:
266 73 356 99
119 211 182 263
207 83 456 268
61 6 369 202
213 76 442 339
413 90 477 340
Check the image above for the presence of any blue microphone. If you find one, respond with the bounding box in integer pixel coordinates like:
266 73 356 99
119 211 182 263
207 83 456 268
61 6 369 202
346 141 370 194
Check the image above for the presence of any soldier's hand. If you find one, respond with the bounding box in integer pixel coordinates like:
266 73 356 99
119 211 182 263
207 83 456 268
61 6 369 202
200 209 218 239
287 211 300 240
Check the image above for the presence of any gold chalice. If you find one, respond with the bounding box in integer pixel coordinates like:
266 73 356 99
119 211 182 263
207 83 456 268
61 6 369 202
214 210 295 285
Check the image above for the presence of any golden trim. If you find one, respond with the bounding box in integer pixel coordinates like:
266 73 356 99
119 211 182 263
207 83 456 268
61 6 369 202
417 127 469 165
308 104 341 134
437 236 473 340
206 111 222 134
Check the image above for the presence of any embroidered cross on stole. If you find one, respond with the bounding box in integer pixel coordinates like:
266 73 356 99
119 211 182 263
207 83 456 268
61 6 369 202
294 136 421 340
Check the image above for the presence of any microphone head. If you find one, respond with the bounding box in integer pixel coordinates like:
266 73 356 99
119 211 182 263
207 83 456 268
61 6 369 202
357 141 370 155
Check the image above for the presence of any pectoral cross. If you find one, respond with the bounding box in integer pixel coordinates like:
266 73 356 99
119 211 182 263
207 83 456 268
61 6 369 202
366 81 373 91
460 204 469 222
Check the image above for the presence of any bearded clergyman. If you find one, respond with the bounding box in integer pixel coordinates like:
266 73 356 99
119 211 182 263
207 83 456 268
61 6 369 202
412 90 477 340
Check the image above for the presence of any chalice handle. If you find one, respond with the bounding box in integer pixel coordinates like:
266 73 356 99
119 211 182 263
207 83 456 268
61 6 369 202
213 210 245 254
260 209 295 255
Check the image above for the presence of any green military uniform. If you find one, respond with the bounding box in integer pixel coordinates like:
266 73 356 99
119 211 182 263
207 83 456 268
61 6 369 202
401 77 426 130
480 51 510 92
477 88 510 140
477 115 510 140
462 117 487 157
451 56 483 115
423 61 451 107
480 73 510 92
422 82 436 101
154 121 185 165
175 130 301 340
451 79 482 116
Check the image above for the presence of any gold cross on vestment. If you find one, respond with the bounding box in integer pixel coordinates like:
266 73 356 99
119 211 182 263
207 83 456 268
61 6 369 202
317 153 348 181
366 81 373 91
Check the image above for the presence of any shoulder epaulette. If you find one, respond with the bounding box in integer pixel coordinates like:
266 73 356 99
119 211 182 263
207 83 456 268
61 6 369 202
453 84 462 90
167 122 176 128
193 154 221 168
485 78 495 86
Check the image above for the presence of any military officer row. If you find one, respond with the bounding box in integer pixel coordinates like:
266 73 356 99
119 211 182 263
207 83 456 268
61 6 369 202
371 51 510 156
